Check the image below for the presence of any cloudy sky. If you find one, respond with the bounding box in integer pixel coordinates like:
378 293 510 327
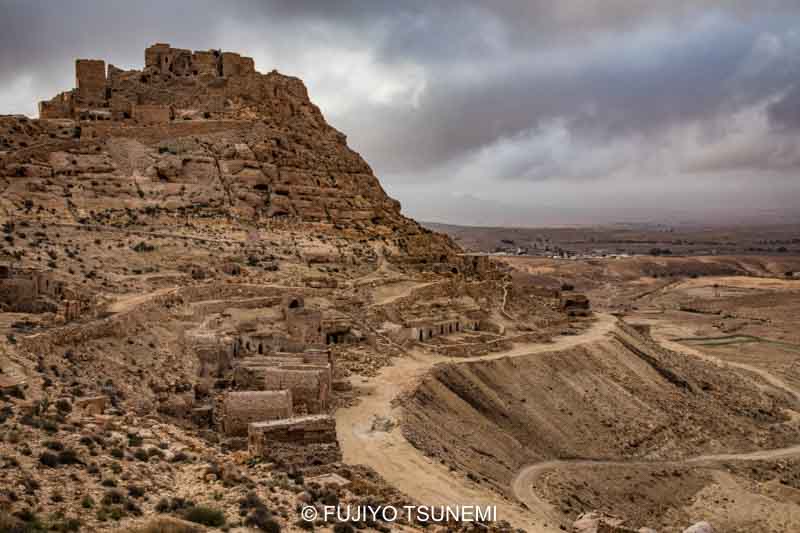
2 1 800 226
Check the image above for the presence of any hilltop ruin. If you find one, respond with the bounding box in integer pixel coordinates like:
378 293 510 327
0 43 598 532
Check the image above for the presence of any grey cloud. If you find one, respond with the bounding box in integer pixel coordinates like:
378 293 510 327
768 84 800 130
2 1 800 223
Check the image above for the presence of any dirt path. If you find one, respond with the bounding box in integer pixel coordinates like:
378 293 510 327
511 322 800 525
370 280 440 306
107 287 179 313
336 313 617 532
655 333 800 402
511 443 800 524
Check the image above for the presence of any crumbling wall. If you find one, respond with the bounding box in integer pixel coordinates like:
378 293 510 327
233 356 298 389
75 59 106 103
262 367 329 414
191 50 219 76
248 414 340 468
74 395 108 415
561 293 591 316
409 318 478 342
193 335 236 379
221 390 292 436
39 92 74 119
286 309 323 346
133 104 171 124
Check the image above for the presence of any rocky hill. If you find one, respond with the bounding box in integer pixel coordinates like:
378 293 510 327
2 43 459 270
0 44 570 533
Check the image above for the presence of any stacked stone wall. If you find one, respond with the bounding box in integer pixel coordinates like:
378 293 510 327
221 390 292 436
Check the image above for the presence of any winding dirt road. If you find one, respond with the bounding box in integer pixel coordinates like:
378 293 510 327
336 313 617 532
338 309 800 531
511 324 800 526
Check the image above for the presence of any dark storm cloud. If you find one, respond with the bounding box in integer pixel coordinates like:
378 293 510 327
769 84 800 130
2 1 800 222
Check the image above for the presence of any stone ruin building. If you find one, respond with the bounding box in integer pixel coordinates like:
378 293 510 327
0 261 93 321
188 295 341 466
39 44 257 122
249 414 340 470
560 292 591 317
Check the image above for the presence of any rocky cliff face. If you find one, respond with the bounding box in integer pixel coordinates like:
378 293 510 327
2 43 458 267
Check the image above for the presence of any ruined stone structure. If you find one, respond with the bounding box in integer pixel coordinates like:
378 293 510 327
188 333 238 380
561 293 591 316
74 395 108 416
409 317 480 342
248 414 340 468
221 390 293 437
283 296 324 347
262 367 329 414
75 59 107 103
0 263 92 320
132 104 172 124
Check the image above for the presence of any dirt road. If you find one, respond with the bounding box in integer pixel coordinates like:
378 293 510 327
336 313 617 532
511 322 800 525
511 443 800 523
338 308 800 531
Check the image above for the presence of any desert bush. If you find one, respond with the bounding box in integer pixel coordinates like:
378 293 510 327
57 449 81 465
101 489 126 506
39 451 60 468
182 506 226 528
333 523 355 533
246 508 280 532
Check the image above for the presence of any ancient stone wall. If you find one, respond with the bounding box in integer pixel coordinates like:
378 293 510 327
74 395 108 415
75 59 106 103
262 367 328 414
193 335 236 379
191 50 219 76
409 317 479 342
561 293 591 316
286 308 323 346
233 356 297 389
39 92 74 119
248 414 340 468
221 390 292 436
132 104 171 124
